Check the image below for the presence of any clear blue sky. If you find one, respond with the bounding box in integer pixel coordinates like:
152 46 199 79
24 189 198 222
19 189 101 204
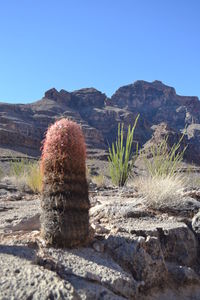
0 0 199 103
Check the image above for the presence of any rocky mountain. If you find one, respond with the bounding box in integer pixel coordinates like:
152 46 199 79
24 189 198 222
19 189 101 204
0 80 200 163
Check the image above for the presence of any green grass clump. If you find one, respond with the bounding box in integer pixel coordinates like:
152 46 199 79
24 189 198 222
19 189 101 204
10 158 27 177
108 115 139 186
144 133 187 177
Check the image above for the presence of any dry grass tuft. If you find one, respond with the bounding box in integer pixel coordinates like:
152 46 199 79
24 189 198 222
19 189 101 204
132 175 185 210
26 163 42 193
5 175 28 190
0 166 3 180
91 174 105 187
143 133 187 177
9 159 42 193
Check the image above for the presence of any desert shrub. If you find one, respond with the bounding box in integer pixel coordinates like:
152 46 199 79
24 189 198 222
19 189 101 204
144 133 187 177
133 175 185 210
108 115 139 186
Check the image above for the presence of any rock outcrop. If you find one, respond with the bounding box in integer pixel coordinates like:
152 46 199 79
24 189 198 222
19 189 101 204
110 80 200 129
140 122 200 165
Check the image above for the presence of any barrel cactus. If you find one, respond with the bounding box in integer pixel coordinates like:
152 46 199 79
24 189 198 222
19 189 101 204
40 118 90 247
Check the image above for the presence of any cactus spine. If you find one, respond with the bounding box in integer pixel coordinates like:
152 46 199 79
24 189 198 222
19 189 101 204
40 118 90 247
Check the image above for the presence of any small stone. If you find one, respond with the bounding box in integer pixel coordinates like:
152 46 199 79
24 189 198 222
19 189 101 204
91 223 110 234
136 236 145 244
192 211 200 240
92 241 104 253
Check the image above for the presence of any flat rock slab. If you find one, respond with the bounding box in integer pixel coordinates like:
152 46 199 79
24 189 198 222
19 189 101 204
0 247 79 300
39 247 139 299
0 198 40 231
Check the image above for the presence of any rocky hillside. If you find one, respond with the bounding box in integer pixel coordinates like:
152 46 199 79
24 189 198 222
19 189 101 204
0 80 200 163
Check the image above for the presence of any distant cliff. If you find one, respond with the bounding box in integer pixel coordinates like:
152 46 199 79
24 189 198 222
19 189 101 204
0 80 200 164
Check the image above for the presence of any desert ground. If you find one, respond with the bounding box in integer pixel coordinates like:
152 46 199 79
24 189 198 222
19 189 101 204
0 144 200 300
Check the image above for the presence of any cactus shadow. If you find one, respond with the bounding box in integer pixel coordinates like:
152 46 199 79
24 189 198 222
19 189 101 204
0 244 37 261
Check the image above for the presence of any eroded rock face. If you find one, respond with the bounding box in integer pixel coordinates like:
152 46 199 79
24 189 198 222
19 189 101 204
1 80 200 164
110 80 200 128
71 88 106 109
104 233 167 289
141 122 200 165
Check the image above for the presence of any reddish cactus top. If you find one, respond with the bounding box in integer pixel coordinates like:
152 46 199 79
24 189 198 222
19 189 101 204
41 118 86 181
